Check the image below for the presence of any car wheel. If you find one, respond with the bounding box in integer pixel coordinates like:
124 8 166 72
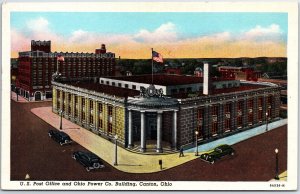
93 163 100 169
86 167 90 172
210 160 215 164
65 140 69 144
48 133 52 137
72 155 76 160
60 142 63 146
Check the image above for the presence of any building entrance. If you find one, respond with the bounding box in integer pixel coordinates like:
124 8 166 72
146 113 157 140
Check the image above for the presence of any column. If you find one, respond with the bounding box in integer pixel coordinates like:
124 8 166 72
156 111 163 153
78 96 82 123
59 90 63 112
71 94 75 119
128 109 133 148
52 88 57 112
94 101 98 130
140 111 146 152
65 92 69 116
172 110 178 149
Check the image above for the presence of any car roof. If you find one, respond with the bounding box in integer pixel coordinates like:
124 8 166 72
77 151 100 160
216 144 231 149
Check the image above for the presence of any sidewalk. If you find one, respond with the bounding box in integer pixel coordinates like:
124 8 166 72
11 91 28 103
31 107 197 173
31 106 287 174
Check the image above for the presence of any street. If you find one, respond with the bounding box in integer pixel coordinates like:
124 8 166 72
11 100 287 181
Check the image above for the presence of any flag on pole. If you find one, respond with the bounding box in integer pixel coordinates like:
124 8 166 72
57 55 65 61
152 50 163 63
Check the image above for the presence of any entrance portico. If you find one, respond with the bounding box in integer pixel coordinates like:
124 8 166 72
126 84 179 153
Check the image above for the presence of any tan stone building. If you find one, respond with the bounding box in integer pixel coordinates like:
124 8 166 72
52 73 281 153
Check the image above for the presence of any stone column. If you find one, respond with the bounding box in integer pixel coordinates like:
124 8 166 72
65 92 69 116
172 110 178 149
52 88 57 112
140 111 146 152
59 90 63 112
78 96 82 123
156 111 163 153
71 94 75 119
128 109 133 148
94 101 98 130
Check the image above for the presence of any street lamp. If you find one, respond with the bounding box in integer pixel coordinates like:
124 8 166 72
265 112 268 131
114 135 118 166
275 148 279 180
195 131 199 156
59 110 63 130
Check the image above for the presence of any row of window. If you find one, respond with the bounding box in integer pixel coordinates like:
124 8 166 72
56 93 115 133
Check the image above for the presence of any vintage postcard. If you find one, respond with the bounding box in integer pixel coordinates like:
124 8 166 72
1 1 298 191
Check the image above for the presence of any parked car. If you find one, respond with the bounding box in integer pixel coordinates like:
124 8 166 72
48 130 72 146
200 144 235 164
72 151 105 172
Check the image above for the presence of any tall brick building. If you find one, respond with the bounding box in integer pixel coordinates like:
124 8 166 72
16 40 116 101
51 68 281 153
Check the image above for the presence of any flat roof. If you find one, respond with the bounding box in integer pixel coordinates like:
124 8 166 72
63 79 267 99
104 74 232 86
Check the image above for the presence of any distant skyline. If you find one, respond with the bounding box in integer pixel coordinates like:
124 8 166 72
11 12 288 58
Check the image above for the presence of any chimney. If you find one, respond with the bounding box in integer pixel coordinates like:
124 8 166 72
203 61 210 95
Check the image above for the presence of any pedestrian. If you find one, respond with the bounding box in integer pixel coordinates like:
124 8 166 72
179 146 184 157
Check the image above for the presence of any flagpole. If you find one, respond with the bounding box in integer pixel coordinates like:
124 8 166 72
151 48 153 84
56 56 59 74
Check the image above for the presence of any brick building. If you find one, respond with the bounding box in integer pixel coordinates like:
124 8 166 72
16 40 116 101
51 63 280 153
218 66 262 81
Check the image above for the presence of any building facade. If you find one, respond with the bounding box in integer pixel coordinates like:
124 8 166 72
16 40 116 101
52 74 281 153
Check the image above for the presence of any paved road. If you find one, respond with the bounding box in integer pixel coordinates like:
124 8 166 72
11 100 287 181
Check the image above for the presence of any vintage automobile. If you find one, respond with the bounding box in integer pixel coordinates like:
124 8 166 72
200 144 235 164
48 130 72 146
72 151 105 172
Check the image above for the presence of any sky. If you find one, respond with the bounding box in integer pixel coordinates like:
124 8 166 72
11 12 288 58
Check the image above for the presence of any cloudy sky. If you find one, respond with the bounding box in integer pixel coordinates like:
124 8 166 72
11 12 287 58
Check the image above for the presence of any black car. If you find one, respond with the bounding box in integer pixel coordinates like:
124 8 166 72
48 130 72 146
200 144 235 164
72 151 105 172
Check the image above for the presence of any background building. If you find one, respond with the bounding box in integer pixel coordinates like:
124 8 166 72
52 70 281 153
16 40 116 101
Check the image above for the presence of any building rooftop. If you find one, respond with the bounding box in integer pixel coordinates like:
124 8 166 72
104 74 231 86
60 77 269 99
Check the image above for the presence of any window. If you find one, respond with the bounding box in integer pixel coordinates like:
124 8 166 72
107 106 113 133
82 99 85 121
212 105 218 115
112 82 115 86
118 83 122 87
62 92 65 111
197 108 203 138
171 89 177 95
68 94 71 114
125 84 129 88
132 85 136 89
56 90 61 110
101 80 104 84
212 122 218 135
238 101 243 110
75 96 78 117
225 119 231 131
98 103 103 129
248 99 253 109
225 103 230 113
89 100 94 124
106 81 109 85
258 97 263 107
